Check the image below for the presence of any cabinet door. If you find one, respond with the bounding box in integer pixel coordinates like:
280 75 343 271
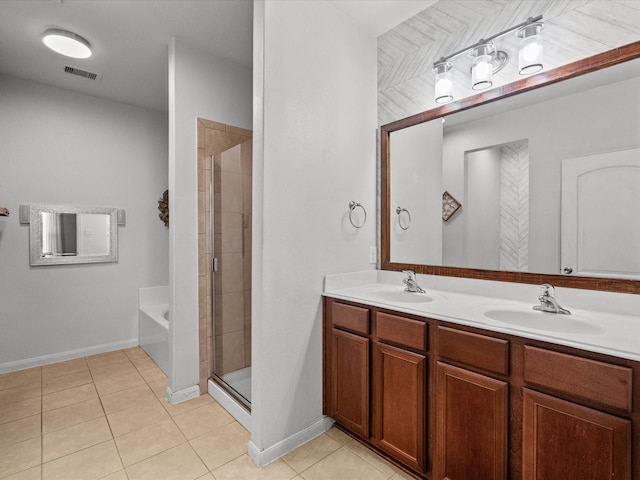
523 388 630 480
372 342 427 473
435 362 508 480
331 328 370 438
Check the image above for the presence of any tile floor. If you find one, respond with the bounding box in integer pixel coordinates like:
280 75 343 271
0 347 414 480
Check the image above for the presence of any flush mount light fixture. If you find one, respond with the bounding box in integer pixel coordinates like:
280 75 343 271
43 29 92 59
432 15 543 103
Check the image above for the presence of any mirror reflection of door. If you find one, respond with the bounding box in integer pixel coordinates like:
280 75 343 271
464 139 529 271
561 148 640 279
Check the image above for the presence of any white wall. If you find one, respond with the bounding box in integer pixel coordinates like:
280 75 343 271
251 0 377 463
390 121 442 264
168 40 252 397
0 74 168 372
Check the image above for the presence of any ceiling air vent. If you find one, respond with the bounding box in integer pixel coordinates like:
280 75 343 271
63 66 101 81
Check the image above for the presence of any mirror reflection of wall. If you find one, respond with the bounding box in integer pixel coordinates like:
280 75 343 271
460 140 529 272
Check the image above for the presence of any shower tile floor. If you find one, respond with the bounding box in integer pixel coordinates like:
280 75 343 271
0 347 413 480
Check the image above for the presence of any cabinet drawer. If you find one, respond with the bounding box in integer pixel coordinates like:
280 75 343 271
437 326 509 376
376 312 427 352
524 346 632 412
332 302 370 335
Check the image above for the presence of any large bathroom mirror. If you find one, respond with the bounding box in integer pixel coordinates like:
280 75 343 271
381 41 640 294
29 204 118 266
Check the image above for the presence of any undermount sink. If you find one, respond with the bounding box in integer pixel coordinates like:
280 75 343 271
480 306 605 335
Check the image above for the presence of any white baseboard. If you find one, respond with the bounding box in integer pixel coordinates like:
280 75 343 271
0 338 139 374
247 416 335 467
165 384 200 404
208 379 251 431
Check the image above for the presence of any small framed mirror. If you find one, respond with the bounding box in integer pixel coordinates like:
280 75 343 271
29 204 118 266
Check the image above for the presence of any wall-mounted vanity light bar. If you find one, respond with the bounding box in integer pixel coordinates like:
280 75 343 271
433 15 544 103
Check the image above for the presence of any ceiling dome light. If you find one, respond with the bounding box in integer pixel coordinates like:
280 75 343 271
43 29 92 59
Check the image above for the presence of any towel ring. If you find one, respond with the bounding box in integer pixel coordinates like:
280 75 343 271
396 206 411 230
348 201 366 228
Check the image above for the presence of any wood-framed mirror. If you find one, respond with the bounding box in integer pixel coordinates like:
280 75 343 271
381 41 640 294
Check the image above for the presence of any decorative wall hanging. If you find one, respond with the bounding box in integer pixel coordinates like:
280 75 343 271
442 191 462 222
158 189 169 227
0 207 9 217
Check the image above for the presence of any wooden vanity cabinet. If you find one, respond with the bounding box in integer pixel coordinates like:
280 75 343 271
372 312 428 473
434 327 509 480
323 297 638 480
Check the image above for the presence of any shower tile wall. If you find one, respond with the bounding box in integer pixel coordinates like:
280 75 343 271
197 119 252 393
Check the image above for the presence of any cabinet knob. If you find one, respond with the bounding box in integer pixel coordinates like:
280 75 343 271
563 266 573 274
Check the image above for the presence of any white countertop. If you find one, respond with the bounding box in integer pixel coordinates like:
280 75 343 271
323 270 640 362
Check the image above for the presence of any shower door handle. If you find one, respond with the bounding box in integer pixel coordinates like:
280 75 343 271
212 257 218 273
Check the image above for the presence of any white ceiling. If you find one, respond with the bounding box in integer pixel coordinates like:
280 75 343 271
0 0 437 113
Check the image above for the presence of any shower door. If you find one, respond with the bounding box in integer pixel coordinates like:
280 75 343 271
211 139 252 408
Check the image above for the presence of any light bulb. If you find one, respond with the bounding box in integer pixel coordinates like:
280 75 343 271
517 23 543 75
433 61 454 104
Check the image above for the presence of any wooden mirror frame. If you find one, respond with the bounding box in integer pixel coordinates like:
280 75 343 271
381 41 640 294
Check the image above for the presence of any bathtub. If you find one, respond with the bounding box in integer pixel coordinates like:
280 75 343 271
138 286 169 376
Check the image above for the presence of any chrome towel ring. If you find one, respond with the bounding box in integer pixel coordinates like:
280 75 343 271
396 206 411 230
348 201 367 228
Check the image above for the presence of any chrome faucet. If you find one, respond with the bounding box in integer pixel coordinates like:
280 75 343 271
533 284 571 314
402 270 426 294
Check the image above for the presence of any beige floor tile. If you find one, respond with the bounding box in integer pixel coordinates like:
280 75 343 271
0 368 41 392
100 471 128 480
173 402 234 440
86 351 130 370
212 455 297 480
324 426 352 446
42 383 98 412
0 437 41 479
390 469 416 479
94 370 146 396
42 358 88 380
89 361 138 382
189 421 249 471
0 383 41 408
43 416 113 462
129 355 158 371
195 474 215 480
42 370 92 395
3 466 41 480
0 414 41 448
125 443 208 480
137 365 168 383
114 418 186 466
0 397 40 425
106 399 170 437
282 433 341 473
299 447 389 480
42 398 104 434
146 379 168 398
161 393 215 417
42 440 122 480
100 384 158 414
345 439 398 477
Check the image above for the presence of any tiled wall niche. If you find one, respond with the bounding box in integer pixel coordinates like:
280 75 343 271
197 118 252 393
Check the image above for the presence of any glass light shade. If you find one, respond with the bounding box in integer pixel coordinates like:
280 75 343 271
471 54 493 90
433 61 453 103
43 29 92 59
517 23 544 75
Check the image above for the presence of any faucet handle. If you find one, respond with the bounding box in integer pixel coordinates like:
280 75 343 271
403 270 416 280
539 283 555 297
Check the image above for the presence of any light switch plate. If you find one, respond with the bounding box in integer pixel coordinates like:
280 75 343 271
19 205 30 224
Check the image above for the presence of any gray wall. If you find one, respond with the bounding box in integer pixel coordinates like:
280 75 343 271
0 74 168 371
